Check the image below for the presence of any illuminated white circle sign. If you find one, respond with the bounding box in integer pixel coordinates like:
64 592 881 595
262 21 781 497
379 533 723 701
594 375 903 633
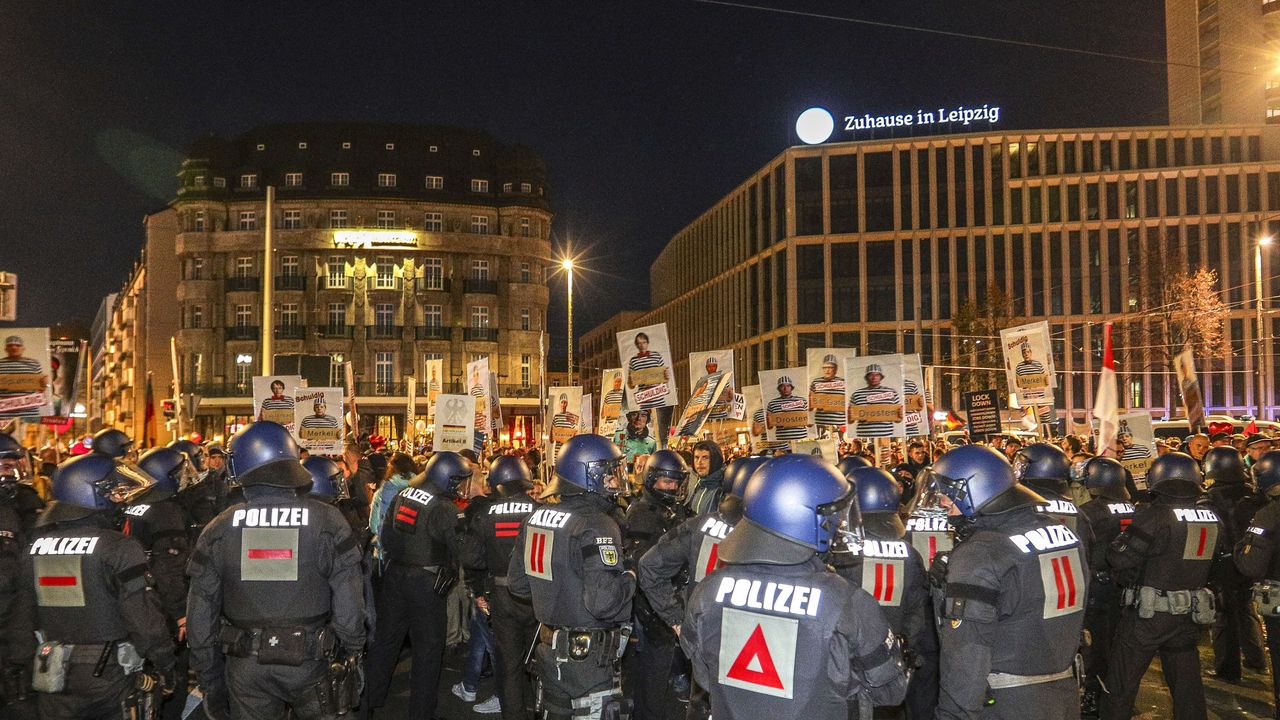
795 107 835 145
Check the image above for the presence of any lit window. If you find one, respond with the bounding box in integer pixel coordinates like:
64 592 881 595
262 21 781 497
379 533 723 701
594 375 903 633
298 142 307 149
256 144 265 151
521 354 531 386
193 175 206 187
341 142 351 150
472 149 481 157
520 182 532 193
282 209 302 229
194 211 206 232
331 172 349 187
235 304 253 327
327 256 346 288
470 306 490 327
385 143 395 151
502 182 513 193
189 305 204 329
424 212 443 232
235 364 252 388
429 145 439 153
377 210 396 229
520 262 531 282
425 175 443 190
240 174 258 189
238 211 257 231
375 257 396 288
422 258 444 290
471 259 490 280
378 173 397 188
284 172 302 187
520 308 530 331
330 209 348 228
470 179 489 193
189 258 205 280
235 256 254 277
329 353 344 386
470 215 489 234
520 217 531 237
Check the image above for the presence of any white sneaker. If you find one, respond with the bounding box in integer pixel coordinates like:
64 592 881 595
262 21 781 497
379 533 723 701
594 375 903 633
452 682 477 703
474 696 502 714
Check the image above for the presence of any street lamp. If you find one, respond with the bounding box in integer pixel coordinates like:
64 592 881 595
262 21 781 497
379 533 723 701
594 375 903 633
1257 234 1273 420
561 258 575 386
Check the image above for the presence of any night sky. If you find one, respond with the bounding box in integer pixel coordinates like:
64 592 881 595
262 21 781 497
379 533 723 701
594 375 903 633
0 1 1166 363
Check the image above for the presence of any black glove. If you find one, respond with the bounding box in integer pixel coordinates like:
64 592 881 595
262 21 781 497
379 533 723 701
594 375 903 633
927 551 950 589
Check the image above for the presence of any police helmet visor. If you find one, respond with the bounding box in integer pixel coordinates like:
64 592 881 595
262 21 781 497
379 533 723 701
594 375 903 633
919 466 971 516
99 462 155 505
330 468 352 501
171 456 199 491
817 484 859 552
1069 459 1089 484
587 456 627 497
905 467 950 519
0 451 31 483
1011 453 1030 482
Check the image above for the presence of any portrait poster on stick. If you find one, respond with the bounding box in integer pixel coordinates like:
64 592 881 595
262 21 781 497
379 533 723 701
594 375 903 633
254 376 303 428
617 323 678 410
757 368 813 442
845 355 906 440
293 387 344 454
0 328 51 417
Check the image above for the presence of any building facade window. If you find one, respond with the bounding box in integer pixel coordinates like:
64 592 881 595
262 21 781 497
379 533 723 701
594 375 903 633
375 303 394 328
188 305 204 329
422 258 444 290
424 212 443 232
194 211 205 231
502 182 513 193
470 306 490 327
280 255 300 277
327 256 346 287
280 303 299 326
375 257 396 288
282 209 302 229
188 258 205 280
330 209 348 228
327 303 346 328
377 210 396 229
240 174 258 189
284 172 302 187
235 256 254 277
471 179 489 193
375 352 394 389
238 211 257 231
471 215 489 234
329 353 345 387
235 304 253 327
471 259 490 279
425 175 444 189
331 172 349 187
520 217 531 237
424 304 442 327
521 182 532 193
520 262 531 282
378 173 397 187
520 308 530 330
521 354 531 386
235 363 252 389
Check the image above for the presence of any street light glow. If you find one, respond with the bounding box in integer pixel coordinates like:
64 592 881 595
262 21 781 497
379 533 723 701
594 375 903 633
561 258 574 270
1262 235 1274 247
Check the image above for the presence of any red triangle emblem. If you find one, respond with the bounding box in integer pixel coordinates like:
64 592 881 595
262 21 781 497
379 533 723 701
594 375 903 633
726 624 784 689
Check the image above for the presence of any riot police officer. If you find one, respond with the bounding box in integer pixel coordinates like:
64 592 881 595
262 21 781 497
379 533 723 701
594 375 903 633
1100 452 1224 720
1076 457 1135 718
363 451 470 720
639 455 766 720
830 466 936 720
186 422 365 720
20 452 175 719
507 434 636 720
681 454 907 719
929 445 1086 719
174 438 226 537
0 433 40 717
622 449 693 720
1203 446 1268 680
903 469 954 571
91 428 133 459
302 456 364 539
461 454 540 720
1233 449 1280 715
1011 443 1083 533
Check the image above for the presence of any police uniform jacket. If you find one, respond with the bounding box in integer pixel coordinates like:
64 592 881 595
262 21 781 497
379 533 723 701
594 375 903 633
1078 496 1135 579
186 488 365 695
177 467 230 537
1235 497 1280 580
904 513 954 570
379 480 462 569
935 506 1087 719
8 483 45 537
0 502 34 668
828 531 936 657
1206 480 1259 589
681 557 907 720
638 509 737 628
507 493 635 629
20 503 175 671
121 487 191 624
622 489 692 568
461 488 538 595
1106 494 1224 592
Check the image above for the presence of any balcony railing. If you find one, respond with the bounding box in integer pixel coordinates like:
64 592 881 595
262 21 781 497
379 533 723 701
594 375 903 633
321 276 351 290
274 325 306 340
414 277 450 293
225 276 260 292
367 325 402 339
464 327 499 342
415 325 449 340
226 325 260 341
366 277 404 292
463 278 498 294
274 275 306 291
316 324 353 338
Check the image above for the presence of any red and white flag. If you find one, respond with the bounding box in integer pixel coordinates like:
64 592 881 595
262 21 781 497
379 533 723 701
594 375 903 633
1093 323 1119 458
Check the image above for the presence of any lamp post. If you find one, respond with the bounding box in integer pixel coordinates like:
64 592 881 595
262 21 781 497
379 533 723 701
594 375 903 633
1258 234 1273 420
562 258 575 386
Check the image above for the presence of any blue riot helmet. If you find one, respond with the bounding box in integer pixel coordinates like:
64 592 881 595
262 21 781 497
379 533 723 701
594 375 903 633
91 428 133 459
548 434 626 498
1204 446 1248 485
52 453 153 512
138 447 196 496
0 433 31 498
413 451 473 497
719 455 768 522
1146 452 1204 499
853 466 906 539
1253 450 1280 496
927 444 1043 519
836 454 872 479
1081 456 1130 501
487 455 533 495
227 421 312 489
718 454 855 565
1012 443 1072 496
303 456 348 501
644 449 689 505
169 439 208 473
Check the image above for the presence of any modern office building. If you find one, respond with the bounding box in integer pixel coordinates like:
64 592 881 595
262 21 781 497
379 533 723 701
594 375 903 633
577 310 643 398
102 122 553 444
1165 0 1273 125
630 124 1280 420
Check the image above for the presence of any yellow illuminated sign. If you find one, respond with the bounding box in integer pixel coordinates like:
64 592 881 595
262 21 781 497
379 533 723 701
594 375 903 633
332 230 419 249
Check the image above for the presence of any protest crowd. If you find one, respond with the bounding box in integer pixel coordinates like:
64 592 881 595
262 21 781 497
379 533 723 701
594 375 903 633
3 324 1280 720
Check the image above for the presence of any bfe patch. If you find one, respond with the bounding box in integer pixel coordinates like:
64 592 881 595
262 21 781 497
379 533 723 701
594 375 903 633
718 607 798 699
240 528 300 582
35 556 85 607
1037 548 1084 618
525 528 554 581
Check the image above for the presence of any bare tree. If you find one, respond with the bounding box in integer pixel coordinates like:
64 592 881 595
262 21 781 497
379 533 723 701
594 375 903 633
951 282 1016 394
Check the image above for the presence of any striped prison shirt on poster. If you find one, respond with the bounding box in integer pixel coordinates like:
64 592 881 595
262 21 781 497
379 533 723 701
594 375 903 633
628 352 668 409
903 379 922 437
752 409 789 451
300 414 340 429
809 375 846 427
850 385 901 438
765 395 810 440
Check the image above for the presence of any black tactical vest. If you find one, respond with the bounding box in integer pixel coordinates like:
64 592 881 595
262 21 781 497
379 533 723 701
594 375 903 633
473 491 537 578
121 498 187 553
218 498 336 627
1079 498 1134 573
520 496 628 628
28 524 136 643
832 538 920 633
688 513 735 587
904 514 953 568
383 485 451 567
1134 503 1221 591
